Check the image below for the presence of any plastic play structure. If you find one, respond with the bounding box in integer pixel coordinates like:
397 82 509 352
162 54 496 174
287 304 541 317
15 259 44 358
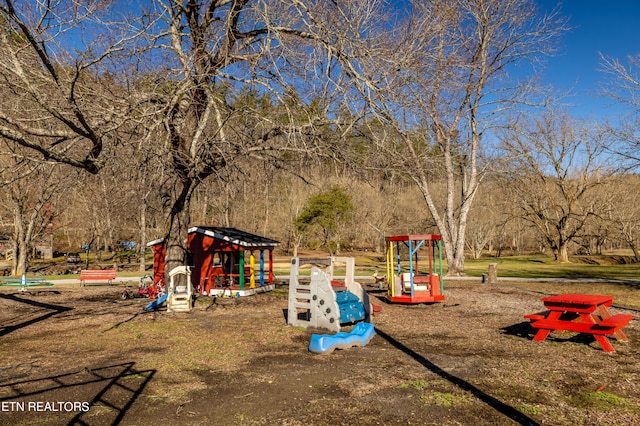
122 274 164 300
287 257 372 333
147 227 279 298
0 273 52 291
308 322 376 354
145 292 168 311
145 266 193 312
385 234 445 304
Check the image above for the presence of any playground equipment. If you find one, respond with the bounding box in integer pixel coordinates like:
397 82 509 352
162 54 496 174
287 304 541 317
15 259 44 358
166 266 193 312
385 234 445 304
147 227 279 297
145 266 192 312
0 273 52 291
287 257 372 333
309 322 376 354
122 274 164 300
145 292 168 311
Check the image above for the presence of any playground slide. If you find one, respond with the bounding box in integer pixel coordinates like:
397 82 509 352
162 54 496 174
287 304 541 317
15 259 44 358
145 293 168 311
308 322 376 354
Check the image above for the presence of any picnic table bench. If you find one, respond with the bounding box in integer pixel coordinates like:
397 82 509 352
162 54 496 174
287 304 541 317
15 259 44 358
79 269 117 286
525 293 634 352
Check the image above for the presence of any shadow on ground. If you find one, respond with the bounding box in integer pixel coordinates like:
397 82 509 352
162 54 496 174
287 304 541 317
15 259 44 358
0 362 155 426
376 327 539 426
0 293 71 337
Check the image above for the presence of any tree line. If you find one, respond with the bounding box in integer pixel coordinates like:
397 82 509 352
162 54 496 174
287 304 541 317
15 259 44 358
1 1 639 277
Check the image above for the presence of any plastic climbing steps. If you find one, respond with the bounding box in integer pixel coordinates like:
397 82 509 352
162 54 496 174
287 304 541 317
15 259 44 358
287 257 371 334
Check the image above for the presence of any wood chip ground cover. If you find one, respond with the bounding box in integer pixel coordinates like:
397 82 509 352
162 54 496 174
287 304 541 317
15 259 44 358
0 281 638 425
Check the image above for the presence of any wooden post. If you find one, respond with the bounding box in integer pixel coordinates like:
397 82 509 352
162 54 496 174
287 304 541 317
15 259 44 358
259 250 265 287
268 250 274 284
249 252 255 289
488 263 498 284
239 250 245 290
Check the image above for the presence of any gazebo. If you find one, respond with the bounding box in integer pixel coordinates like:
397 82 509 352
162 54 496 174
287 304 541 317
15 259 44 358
147 226 280 297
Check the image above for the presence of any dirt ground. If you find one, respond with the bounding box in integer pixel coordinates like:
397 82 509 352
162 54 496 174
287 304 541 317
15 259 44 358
0 280 638 426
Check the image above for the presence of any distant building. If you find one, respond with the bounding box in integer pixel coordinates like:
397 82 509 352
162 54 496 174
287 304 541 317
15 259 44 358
0 235 53 260
34 235 54 259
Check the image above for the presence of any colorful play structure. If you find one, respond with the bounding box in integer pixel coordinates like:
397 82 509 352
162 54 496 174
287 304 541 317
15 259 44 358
287 257 372 334
165 265 193 312
385 234 445 304
122 274 164 300
147 226 280 298
0 273 52 291
308 322 376 354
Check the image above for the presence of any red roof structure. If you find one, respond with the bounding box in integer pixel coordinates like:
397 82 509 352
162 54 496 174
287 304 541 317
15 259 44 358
147 227 280 296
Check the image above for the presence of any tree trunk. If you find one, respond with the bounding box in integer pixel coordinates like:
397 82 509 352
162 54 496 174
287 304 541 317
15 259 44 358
420 186 471 277
139 202 147 272
447 254 464 276
12 204 26 276
448 234 467 276
13 241 28 276
162 176 196 286
629 242 640 263
556 244 570 263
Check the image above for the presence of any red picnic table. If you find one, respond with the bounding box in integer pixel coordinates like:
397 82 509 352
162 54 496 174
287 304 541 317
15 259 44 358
524 293 634 352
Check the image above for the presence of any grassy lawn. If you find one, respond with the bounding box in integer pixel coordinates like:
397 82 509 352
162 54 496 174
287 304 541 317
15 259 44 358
463 255 640 280
456 255 640 309
272 253 640 309
21 252 640 283
326 253 640 281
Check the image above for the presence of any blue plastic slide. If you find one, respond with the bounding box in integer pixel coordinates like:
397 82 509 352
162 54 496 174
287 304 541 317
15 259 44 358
145 293 168 311
308 322 376 354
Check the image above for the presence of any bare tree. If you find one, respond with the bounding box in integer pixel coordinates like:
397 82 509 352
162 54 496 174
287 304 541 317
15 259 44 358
127 0 403 276
0 1 389 280
1 1 567 277
0 0 136 173
599 53 640 168
0 0 148 268
499 111 609 263
600 174 640 261
0 154 77 275
600 53 640 110
333 0 567 274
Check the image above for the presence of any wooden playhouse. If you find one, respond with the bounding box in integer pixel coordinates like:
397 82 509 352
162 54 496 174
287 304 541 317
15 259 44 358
147 226 280 296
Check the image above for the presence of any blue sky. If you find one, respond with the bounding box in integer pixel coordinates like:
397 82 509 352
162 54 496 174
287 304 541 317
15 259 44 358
537 1 640 119
387 0 640 119
59 0 640 121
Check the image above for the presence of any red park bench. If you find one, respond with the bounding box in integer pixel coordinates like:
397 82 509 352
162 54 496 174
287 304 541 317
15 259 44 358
79 269 117 287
